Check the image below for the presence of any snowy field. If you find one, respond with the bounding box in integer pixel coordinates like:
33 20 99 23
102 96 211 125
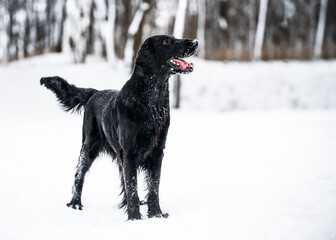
1 54 336 240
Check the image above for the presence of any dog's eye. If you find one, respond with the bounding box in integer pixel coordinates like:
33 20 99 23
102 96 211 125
163 38 171 45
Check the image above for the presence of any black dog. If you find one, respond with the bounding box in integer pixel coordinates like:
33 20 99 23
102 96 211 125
40 35 198 220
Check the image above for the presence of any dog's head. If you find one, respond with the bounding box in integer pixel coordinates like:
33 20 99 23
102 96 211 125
135 35 198 76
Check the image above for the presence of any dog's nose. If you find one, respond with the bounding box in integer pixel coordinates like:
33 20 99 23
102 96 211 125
188 39 199 48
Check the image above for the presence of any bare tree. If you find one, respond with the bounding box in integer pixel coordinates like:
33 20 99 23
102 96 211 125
0 0 9 63
172 0 187 109
248 0 257 59
314 0 328 58
124 1 149 68
253 0 269 60
106 0 116 66
197 0 205 59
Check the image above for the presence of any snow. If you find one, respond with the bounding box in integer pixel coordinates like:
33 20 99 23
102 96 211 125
1 54 336 240
180 58 336 111
218 16 228 30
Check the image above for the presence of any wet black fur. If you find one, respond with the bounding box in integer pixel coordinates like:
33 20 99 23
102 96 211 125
40 35 198 220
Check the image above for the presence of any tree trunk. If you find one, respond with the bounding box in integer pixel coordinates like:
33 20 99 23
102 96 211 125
248 0 256 60
123 1 149 68
172 0 187 109
55 0 67 52
173 75 181 109
106 0 116 66
0 0 8 63
197 0 205 59
314 0 328 58
253 0 268 60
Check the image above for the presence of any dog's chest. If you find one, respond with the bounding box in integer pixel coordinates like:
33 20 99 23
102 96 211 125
139 85 169 129
141 105 169 158
147 103 168 128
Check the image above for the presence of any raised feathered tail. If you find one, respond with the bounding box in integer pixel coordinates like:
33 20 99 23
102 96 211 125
40 76 98 113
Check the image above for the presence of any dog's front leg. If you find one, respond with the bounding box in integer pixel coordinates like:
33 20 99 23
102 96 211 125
146 149 168 218
123 152 141 220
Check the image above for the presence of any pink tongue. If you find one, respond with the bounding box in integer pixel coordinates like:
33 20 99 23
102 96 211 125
173 59 194 70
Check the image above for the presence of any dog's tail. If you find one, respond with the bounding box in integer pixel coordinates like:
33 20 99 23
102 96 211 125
40 76 98 113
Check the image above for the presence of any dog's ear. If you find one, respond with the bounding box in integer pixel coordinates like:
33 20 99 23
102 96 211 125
137 38 155 61
135 65 146 78
141 38 154 52
135 37 157 75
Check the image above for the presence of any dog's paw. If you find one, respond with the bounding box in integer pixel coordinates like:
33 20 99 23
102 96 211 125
66 202 83 210
148 211 169 219
66 199 83 210
127 213 142 221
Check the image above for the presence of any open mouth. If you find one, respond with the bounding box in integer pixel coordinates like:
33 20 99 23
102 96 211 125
169 58 194 73
168 40 198 74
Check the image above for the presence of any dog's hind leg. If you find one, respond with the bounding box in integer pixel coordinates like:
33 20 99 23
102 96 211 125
117 152 128 210
67 139 100 210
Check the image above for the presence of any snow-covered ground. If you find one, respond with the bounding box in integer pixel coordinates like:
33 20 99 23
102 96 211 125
1 54 336 240
181 58 336 111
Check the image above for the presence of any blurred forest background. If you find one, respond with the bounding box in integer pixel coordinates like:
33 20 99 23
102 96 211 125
0 0 336 66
